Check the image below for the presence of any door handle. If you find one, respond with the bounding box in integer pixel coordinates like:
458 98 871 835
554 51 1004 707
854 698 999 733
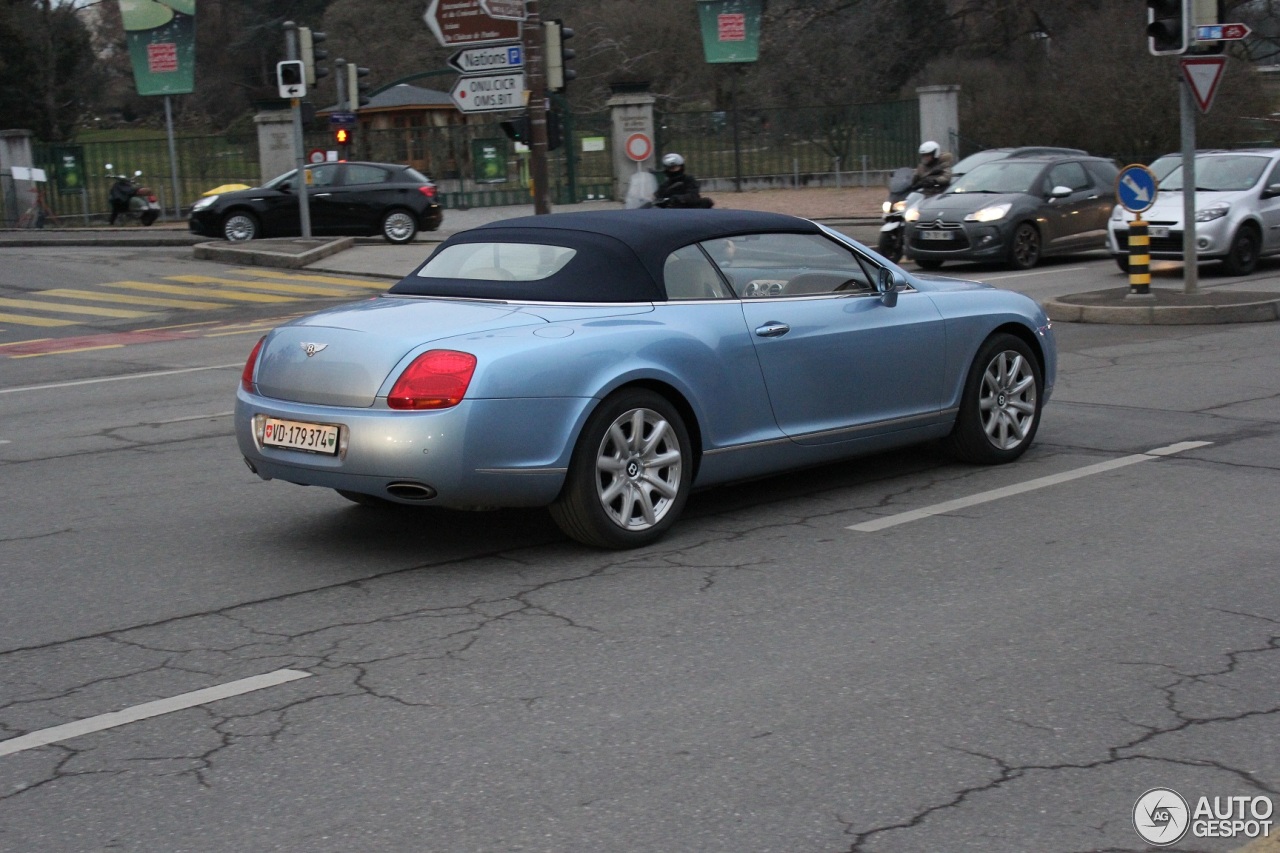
755 322 790 338
315 192 333 197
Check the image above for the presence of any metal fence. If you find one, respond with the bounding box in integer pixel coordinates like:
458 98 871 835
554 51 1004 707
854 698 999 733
30 134 259 224
16 98 918 224
655 99 919 189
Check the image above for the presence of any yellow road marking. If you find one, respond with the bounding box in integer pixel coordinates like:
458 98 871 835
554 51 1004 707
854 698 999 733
0 313 79 327
12 344 124 358
166 274 369 297
104 281 297 303
0 297 154 319
39 289 228 310
231 269 388 289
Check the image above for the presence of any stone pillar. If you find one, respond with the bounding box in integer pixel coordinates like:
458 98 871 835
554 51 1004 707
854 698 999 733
607 87 656 202
255 110 295 184
916 85 960 155
0 129 35 226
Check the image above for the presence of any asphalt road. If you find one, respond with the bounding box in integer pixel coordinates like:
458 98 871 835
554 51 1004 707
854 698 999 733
0 246 1276 852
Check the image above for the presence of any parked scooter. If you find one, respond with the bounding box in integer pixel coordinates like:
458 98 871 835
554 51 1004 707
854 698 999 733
106 165 160 226
878 167 923 263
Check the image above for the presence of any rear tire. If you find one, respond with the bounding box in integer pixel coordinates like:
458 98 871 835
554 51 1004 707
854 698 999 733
550 389 692 549
943 333 1043 464
140 210 158 226
381 208 418 244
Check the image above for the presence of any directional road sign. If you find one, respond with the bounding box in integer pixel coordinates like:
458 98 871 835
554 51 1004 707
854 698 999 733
448 43 523 75
1195 22 1251 41
449 72 524 113
1116 164 1158 215
424 0 520 47
1180 56 1227 114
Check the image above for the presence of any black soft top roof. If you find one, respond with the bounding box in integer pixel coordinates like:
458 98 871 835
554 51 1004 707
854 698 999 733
390 209 820 302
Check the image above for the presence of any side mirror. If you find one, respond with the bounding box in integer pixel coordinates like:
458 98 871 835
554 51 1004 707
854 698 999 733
1263 183 1280 199
876 267 899 308
1049 185 1072 199
279 181 293 193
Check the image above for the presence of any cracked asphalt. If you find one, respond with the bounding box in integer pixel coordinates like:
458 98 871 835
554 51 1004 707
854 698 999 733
0 285 1277 851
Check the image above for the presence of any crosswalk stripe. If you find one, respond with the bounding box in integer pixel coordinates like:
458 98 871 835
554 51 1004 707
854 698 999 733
0 297 154 319
0 313 79 327
38 289 229 310
165 274 368 298
231 269 389 289
104 281 298 303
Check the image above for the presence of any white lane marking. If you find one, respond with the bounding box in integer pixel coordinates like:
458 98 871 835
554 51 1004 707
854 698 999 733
0 363 241 395
849 441 1213 533
0 669 312 758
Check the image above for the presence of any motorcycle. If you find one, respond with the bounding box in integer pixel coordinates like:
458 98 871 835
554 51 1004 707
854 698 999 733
106 165 160 226
878 167 924 263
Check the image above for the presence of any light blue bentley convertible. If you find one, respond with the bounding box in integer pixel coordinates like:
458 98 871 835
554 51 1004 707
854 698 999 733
236 209 1055 548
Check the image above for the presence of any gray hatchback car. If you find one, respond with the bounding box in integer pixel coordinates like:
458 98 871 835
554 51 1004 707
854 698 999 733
905 155 1119 270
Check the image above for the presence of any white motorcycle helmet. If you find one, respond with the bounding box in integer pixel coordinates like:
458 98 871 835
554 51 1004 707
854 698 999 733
662 153 685 170
918 141 941 158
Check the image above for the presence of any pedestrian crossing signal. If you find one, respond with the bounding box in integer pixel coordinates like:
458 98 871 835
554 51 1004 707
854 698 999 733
334 127 349 145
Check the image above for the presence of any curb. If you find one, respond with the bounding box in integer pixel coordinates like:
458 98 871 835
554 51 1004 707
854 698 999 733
1044 291 1280 325
192 237 354 269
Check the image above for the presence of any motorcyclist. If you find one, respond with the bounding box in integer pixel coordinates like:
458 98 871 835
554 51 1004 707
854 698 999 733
108 174 135 225
654 153 714 209
912 141 953 197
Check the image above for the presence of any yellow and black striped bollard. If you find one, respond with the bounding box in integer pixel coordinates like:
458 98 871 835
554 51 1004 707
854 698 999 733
1128 220 1150 296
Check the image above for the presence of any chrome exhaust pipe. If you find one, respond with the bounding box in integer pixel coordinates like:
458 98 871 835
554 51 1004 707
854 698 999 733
386 481 437 501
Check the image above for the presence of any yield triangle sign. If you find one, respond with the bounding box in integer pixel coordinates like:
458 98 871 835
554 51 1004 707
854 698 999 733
1180 56 1227 113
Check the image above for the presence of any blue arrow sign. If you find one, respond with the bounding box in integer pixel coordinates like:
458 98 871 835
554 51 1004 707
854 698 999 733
1117 164 1158 214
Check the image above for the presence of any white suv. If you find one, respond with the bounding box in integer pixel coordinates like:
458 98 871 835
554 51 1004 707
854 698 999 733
1108 149 1280 275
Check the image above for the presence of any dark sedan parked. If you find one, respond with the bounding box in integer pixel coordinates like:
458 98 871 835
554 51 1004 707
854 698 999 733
905 155 1118 270
189 161 443 245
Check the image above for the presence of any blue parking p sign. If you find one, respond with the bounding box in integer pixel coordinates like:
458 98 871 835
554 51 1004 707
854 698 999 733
1117 164 1158 215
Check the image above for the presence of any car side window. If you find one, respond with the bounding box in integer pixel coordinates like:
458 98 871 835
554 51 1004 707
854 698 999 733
1047 162 1091 194
662 246 732 300
344 164 391 185
307 164 340 188
701 232 875 298
1265 159 1280 191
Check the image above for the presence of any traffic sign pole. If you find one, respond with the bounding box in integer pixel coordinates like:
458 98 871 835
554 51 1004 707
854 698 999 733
284 21 312 238
1180 76 1198 295
523 0 551 215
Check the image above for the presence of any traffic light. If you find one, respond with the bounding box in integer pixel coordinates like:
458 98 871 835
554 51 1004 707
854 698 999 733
1147 0 1190 55
334 127 350 146
299 26 329 86
543 20 576 92
500 116 531 144
347 63 372 108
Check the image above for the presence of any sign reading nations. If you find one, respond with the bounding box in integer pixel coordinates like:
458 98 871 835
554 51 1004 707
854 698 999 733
118 0 197 96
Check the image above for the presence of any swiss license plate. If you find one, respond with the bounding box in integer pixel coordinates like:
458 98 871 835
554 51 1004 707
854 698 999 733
919 230 954 241
1149 226 1170 238
262 417 340 455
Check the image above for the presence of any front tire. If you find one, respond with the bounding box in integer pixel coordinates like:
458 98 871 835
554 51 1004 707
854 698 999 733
381 208 418 244
1114 255 1130 273
943 333 1043 464
550 389 692 549
140 210 158 226
1008 223 1041 270
222 211 259 242
916 258 944 271
1220 225 1260 276
877 230 903 263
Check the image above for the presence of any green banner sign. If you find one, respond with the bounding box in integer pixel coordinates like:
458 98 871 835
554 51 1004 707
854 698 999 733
119 0 197 96
696 0 762 64
472 138 508 184
52 145 86 195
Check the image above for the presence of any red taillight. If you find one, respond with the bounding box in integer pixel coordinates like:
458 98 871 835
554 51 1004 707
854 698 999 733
418 185 437 200
241 336 265 391
146 194 157 203
387 350 476 410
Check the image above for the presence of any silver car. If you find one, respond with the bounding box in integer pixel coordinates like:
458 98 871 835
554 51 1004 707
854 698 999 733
1108 149 1280 275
